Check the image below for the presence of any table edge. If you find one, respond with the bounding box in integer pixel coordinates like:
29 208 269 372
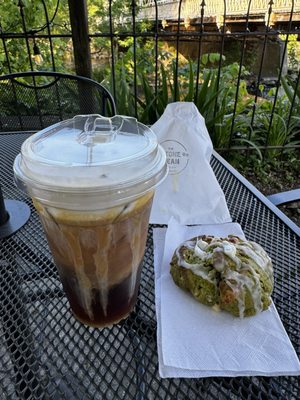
213 151 300 238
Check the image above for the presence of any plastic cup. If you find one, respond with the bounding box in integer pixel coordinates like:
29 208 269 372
14 115 167 327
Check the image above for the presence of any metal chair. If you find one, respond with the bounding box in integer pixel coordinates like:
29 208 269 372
0 71 116 133
267 189 300 206
0 71 116 238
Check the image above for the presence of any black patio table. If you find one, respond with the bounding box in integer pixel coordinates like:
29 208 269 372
0 132 299 400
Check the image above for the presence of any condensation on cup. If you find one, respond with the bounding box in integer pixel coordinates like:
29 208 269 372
14 115 168 327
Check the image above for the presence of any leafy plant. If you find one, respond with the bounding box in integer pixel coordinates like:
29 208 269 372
101 45 258 151
281 75 300 117
279 34 300 72
250 83 300 159
2 0 299 164
0 0 71 74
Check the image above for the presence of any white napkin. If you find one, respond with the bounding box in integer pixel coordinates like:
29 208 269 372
149 102 231 225
153 218 300 378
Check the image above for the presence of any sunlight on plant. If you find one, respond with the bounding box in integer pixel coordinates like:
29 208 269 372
79 36 300 164
1 0 299 167
279 34 300 71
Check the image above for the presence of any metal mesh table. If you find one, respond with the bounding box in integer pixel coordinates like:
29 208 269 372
0 132 299 400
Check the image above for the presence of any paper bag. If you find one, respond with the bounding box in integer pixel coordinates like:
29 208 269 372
149 102 231 225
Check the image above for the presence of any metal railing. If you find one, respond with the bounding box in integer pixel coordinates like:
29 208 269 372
0 0 300 156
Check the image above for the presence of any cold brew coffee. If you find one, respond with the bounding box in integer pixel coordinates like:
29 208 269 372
34 192 153 327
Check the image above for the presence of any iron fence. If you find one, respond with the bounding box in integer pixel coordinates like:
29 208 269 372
1 0 300 156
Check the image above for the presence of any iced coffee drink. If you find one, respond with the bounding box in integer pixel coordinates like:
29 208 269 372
14 115 167 327
33 192 153 327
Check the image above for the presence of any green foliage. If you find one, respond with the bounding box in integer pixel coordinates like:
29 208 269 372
230 151 300 194
279 34 300 72
247 77 300 159
281 75 300 116
100 42 255 151
0 0 133 75
1 3 299 166
0 0 71 74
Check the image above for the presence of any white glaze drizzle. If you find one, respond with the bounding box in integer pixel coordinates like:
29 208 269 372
175 243 214 283
174 236 272 317
196 239 208 250
194 245 207 260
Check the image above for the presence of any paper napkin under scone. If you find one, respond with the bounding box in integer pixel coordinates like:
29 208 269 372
153 218 300 378
149 102 231 225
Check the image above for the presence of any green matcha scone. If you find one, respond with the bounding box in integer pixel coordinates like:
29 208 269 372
170 235 274 318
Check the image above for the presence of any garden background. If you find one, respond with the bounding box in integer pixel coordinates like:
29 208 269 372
0 0 299 224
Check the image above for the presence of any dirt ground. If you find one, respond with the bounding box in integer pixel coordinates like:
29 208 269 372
241 165 300 228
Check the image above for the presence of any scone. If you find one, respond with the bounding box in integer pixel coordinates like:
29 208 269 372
170 235 273 318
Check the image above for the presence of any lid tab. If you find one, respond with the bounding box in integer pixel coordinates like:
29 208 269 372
77 115 123 145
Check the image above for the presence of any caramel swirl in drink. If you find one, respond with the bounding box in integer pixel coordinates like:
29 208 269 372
33 192 153 327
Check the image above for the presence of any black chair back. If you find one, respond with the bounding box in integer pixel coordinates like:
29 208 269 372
0 71 116 133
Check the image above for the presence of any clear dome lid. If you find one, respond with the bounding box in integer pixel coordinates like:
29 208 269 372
14 114 167 209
